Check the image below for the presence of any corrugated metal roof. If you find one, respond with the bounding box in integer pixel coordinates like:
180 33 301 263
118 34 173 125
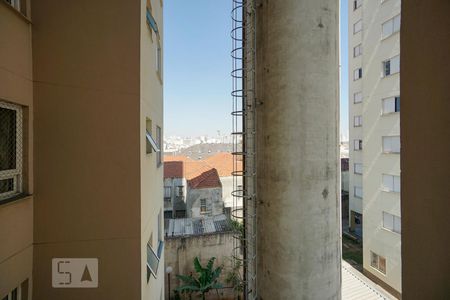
342 260 396 300
165 214 231 238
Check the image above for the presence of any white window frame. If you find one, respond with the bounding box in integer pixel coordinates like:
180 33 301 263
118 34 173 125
353 92 363 103
382 211 401 234
382 174 401 192
353 19 363 34
156 125 162 166
353 44 362 57
0 101 23 201
382 96 400 114
353 67 362 80
354 186 363 198
382 55 400 77
354 115 362 127
382 136 400 154
381 14 401 39
354 163 363 175
6 0 20 11
370 251 387 274
146 131 160 153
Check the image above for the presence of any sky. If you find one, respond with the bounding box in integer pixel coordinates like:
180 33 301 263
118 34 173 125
164 0 349 140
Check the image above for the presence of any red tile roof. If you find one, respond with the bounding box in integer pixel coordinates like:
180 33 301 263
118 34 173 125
204 152 242 177
187 168 222 189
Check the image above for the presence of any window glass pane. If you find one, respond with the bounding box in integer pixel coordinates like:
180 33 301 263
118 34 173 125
383 60 391 76
147 244 160 277
391 56 400 74
370 252 378 268
382 20 393 38
383 212 394 231
392 136 401 152
354 163 363 174
382 175 393 191
0 178 14 194
395 96 401 112
394 216 401 233
0 107 17 171
394 176 401 192
383 97 395 114
379 257 386 274
354 92 362 103
383 137 392 152
393 15 401 32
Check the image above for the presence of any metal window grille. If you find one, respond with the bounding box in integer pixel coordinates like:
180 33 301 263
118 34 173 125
0 101 23 201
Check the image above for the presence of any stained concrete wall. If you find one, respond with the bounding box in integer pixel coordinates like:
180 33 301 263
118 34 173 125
187 187 223 218
255 0 341 299
164 232 236 300
400 0 450 299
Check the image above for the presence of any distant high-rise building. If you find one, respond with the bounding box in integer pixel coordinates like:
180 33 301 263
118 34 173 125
348 0 402 297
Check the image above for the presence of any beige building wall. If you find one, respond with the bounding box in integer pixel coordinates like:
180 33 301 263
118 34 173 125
0 1 33 299
29 0 163 299
348 0 402 297
140 0 164 299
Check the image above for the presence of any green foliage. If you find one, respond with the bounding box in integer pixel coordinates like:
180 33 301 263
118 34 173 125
176 257 223 299
225 259 244 299
230 219 244 237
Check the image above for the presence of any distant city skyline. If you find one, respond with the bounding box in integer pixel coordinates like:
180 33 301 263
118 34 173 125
164 0 349 139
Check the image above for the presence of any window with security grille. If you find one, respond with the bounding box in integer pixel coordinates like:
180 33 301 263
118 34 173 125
200 198 207 213
0 102 23 201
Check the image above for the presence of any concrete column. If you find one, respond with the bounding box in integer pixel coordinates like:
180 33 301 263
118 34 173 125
255 0 340 299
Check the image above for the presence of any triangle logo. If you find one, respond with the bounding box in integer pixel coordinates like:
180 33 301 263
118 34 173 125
80 265 93 282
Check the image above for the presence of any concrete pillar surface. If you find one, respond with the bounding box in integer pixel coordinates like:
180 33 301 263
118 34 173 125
255 0 340 299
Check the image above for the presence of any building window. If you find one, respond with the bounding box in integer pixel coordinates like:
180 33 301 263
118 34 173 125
147 240 160 281
146 118 160 155
382 14 401 39
382 55 400 77
382 174 400 192
354 115 362 127
353 19 363 34
164 211 172 219
353 67 362 80
200 199 207 213
156 126 162 166
382 136 400 153
175 186 183 197
164 186 171 198
146 0 159 37
383 212 401 234
353 92 363 103
2 279 27 300
354 163 363 175
158 209 162 241
5 0 27 16
382 96 400 114
370 251 387 274
354 186 363 198
353 44 362 57
156 41 162 80
175 210 186 218
353 0 362 10
353 139 363 151
0 102 23 202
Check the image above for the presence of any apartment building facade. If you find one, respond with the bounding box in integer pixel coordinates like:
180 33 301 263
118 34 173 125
348 0 402 297
0 0 164 299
